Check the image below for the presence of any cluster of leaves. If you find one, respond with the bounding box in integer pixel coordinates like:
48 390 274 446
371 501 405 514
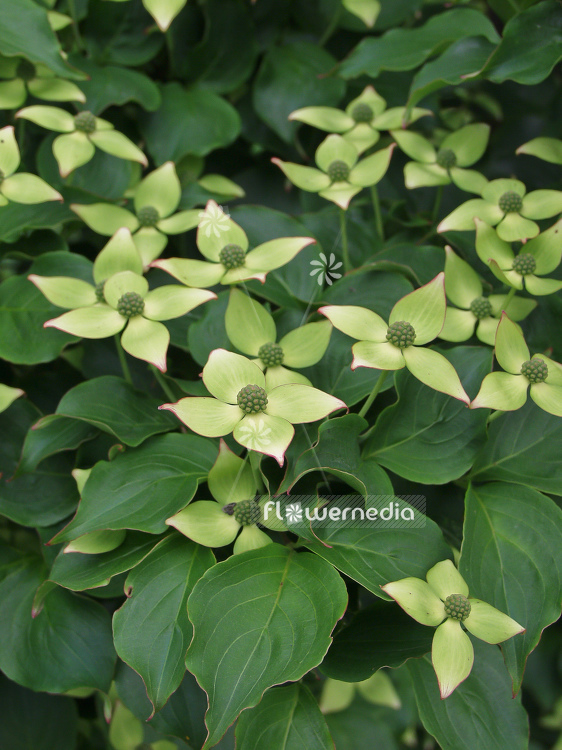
1 1 562 750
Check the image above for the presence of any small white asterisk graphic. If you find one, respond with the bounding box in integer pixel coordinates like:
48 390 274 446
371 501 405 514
237 418 272 449
198 203 231 238
309 252 343 286
285 503 303 524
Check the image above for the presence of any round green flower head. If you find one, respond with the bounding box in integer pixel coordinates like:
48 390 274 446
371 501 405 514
521 358 548 383
74 110 96 134
469 297 493 320
327 160 350 182
232 499 261 526
258 342 284 367
16 59 36 82
94 281 106 303
351 102 373 123
498 191 523 213
386 321 416 348
219 243 246 270
444 593 471 622
512 253 537 276
137 205 160 228
117 291 145 318
237 384 268 414
436 148 457 170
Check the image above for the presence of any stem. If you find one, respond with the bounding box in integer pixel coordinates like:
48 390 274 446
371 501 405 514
370 185 384 241
150 364 176 402
319 3 342 46
68 0 85 52
432 185 443 226
114 335 132 384
340 208 350 273
487 409 505 425
503 286 517 309
358 370 388 419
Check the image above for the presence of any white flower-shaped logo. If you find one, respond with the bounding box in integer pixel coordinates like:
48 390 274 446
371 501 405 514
198 203 231 238
310 252 343 286
236 418 273 449
285 503 303 524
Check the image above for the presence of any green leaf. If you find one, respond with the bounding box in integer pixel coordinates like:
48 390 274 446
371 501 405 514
407 640 529 750
55 375 178 446
185 545 348 749
188 289 231 366
236 683 333 750
71 57 161 114
460 482 562 693
0 0 84 79
363 347 491 483
114 535 215 713
469 399 562 494
0 555 116 692
480 1 562 85
50 531 159 591
339 9 499 78
320 599 433 682
0 673 78 750
0 200 74 241
52 433 216 540
17 415 98 474
140 83 240 164
253 42 345 142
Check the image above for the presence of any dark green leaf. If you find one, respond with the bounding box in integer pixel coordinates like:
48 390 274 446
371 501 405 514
326 701 401 750
320 269 413 318
72 57 161 113
17 415 98 474
0 201 75 242
188 290 230 367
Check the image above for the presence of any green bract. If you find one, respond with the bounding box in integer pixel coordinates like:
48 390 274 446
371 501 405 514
0 125 62 205
71 162 200 266
166 440 280 555
393 123 489 193
289 85 430 154
0 383 24 413
102 0 187 32
471 314 562 416
440 246 536 345
225 288 332 388
0 55 85 109
272 134 395 209
382 560 524 699
438 178 562 241
475 218 562 295
159 349 347 464
16 105 148 177
320 671 401 714
152 200 315 286
516 136 562 165
29 233 216 371
320 273 470 403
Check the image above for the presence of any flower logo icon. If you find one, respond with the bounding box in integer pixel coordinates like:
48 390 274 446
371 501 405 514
310 252 343 286
285 503 303 524
236 418 273 449
198 203 231 238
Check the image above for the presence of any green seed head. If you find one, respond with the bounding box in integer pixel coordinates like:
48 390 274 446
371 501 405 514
521 358 548 383
444 593 471 622
258 342 284 367
116 291 145 318
512 253 536 276
237 384 268 414
469 296 493 320
498 190 523 213
386 321 416 349
436 148 457 170
74 111 97 134
232 499 261 526
137 205 159 228
16 59 36 82
351 103 373 123
219 243 246 270
95 281 106 303
327 160 350 182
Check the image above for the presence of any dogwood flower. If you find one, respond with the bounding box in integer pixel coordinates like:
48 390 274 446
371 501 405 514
0 125 62 205
225 288 332 388
102 0 187 32
159 349 346 464
320 273 470 403
71 162 201 266
0 55 85 109
166 440 283 555
152 201 315 287
475 217 562 295
439 246 536 346
272 134 394 209
382 559 524 698
438 178 562 241
471 313 562 417
16 105 147 177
